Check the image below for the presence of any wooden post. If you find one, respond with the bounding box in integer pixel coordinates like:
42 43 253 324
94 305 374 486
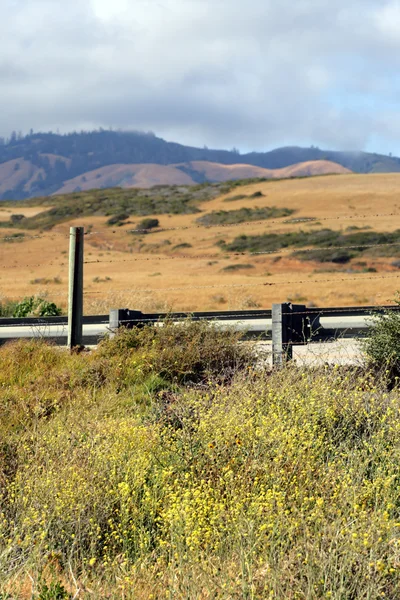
68 227 84 349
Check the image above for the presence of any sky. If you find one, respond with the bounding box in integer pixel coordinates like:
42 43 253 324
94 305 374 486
1 0 400 155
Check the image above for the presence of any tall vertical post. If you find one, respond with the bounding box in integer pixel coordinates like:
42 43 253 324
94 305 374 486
68 227 84 349
272 303 293 367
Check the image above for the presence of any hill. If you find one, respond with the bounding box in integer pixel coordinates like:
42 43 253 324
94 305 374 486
54 159 350 194
2 172 400 313
0 129 398 200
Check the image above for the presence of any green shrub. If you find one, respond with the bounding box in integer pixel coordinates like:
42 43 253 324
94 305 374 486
12 297 63 317
98 318 254 384
222 263 255 272
106 212 130 226
197 206 294 226
35 581 71 600
222 228 400 262
362 301 400 383
138 218 159 231
223 194 247 202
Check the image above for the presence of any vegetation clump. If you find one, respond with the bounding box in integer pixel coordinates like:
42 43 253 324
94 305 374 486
0 181 242 230
221 228 400 263
172 242 192 250
98 318 253 385
222 263 255 272
196 206 294 226
363 301 400 385
106 212 130 226
137 217 160 231
11 296 63 317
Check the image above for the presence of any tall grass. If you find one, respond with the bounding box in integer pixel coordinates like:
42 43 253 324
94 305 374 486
0 324 400 598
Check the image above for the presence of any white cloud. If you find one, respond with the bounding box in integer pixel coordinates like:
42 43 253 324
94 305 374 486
1 0 400 153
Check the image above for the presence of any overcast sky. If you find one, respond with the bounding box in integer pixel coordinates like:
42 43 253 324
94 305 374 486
2 0 400 154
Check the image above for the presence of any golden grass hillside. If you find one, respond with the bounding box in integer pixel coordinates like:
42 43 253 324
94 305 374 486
1 324 400 599
2 172 400 314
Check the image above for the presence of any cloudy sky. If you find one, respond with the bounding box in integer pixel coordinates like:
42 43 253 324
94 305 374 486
2 0 400 154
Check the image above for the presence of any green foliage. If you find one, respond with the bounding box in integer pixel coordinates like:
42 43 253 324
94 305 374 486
222 228 400 263
223 193 247 202
138 217 159 231
0 182 235 229
98 318 254 385
35 582 71 600
363 301 400 383
106 212 130 226
196 206 294 226
12 296 63 317
222 263 255 272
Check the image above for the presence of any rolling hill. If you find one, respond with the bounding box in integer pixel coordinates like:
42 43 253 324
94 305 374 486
54 159 350 194
0 129 399 200
2 172 400 314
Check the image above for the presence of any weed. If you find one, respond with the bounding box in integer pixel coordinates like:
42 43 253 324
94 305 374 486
35 581 71 600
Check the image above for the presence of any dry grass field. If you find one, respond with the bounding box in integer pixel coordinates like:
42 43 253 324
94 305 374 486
2 173 400 314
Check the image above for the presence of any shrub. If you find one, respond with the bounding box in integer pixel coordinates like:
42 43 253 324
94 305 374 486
98 318 255 384
12 296 63 317
35 581 71 600
223 194 247 202
222 263 255 272
362 301 400 383
197 206 294 226
222 228 400 262
106 213 130 226
138 218 160 231
172 243 192 250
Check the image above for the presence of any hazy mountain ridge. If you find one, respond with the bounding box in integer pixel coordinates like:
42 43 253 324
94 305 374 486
0 130 397 200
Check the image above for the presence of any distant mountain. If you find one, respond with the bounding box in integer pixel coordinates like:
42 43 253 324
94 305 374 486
0 130 397 200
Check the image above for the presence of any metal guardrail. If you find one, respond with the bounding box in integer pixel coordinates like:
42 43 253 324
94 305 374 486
1 305 399 363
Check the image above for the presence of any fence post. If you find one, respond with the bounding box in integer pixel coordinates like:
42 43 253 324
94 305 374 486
109 309 144 337
68 227 84 349
272 303 309 367
272 303 292 366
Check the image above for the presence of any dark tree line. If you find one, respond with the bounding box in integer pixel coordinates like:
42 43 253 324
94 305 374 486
1 129 400 200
